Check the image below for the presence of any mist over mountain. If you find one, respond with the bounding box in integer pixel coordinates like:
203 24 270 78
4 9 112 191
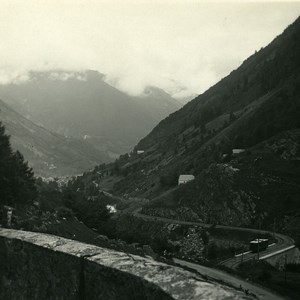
0 70 181 157
0 99 110 177
1 3 300 299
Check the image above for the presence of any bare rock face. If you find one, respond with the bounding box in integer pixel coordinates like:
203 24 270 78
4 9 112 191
0 228 251 300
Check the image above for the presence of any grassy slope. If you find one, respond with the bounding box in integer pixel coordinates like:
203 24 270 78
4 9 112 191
67 17 300 239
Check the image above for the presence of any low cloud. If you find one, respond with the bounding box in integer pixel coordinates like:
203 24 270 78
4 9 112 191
0 1 299 98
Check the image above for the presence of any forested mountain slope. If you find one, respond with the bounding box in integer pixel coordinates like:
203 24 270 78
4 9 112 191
137 16 300 153
70 17 300 243
0 99 110 177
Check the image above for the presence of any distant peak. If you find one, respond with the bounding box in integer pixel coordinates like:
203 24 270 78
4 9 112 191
28 70 106 82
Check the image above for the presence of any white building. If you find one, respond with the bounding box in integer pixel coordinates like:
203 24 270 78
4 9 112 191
178 174 195 185
232 149 245 155
137 150 145 155
106 205 117 214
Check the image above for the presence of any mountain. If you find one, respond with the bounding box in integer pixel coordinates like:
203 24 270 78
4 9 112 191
134 86 182 122
175 95 197 105
0 71 181 157
0 99 110 177
71 17 300 243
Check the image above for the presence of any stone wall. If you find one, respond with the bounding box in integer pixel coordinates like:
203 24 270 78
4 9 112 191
0 228 249 299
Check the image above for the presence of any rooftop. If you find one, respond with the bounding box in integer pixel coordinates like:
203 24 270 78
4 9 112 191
179 174 195 181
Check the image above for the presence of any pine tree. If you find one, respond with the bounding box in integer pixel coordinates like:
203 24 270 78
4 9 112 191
0 122 36 207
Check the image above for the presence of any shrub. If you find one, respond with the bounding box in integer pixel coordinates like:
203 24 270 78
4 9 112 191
56 206 74 219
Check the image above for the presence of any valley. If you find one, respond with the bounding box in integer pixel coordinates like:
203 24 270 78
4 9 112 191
67 17 300 247
1 10 300 300
0 99 110 177
0 70 181 158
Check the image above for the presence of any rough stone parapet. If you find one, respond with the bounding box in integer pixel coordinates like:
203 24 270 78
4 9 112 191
0 228 250 299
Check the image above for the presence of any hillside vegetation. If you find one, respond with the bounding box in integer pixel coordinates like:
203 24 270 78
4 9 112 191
72 17 300 244
0 122 111 247
0 122 36 208
0 99 110 177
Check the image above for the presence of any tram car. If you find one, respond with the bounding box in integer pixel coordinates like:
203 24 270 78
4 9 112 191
249 238 269 252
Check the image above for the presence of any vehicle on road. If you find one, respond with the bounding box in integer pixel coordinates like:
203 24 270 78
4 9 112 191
249 239 269 252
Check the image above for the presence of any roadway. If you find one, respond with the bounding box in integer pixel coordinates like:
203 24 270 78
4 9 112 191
100 195 295 299
173 258 285 300
132 208 295 269
219 233 294 269
131 208 294 299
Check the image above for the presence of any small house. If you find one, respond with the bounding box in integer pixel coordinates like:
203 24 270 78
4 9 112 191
232 149 245 155
178 174 195 185
106 205 117 214
137 150 145 155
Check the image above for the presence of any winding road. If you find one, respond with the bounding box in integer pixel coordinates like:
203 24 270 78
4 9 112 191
173 258 285 300
98 189 296 299
218 232 294 269
132 208 294 268
130 208 295 299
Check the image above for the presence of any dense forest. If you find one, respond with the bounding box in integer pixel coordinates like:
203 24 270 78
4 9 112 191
0 122 36 208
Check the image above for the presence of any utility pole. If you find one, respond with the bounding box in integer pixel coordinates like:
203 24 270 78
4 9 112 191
257 239 260 260
284 254 287 284
241 247 244 264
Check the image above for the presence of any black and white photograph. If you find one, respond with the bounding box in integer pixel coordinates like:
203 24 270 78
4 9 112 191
0 0 300 299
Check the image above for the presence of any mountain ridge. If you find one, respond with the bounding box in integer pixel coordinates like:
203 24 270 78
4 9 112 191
68 16 300 244
0 98 110 177
0 70 182 156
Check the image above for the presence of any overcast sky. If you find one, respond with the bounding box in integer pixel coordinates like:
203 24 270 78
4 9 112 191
1 0 300 98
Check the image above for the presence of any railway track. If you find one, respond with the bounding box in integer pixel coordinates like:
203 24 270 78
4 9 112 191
132 208 295 269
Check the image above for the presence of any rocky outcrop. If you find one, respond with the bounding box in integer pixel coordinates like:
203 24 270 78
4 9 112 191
0 228 251 299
